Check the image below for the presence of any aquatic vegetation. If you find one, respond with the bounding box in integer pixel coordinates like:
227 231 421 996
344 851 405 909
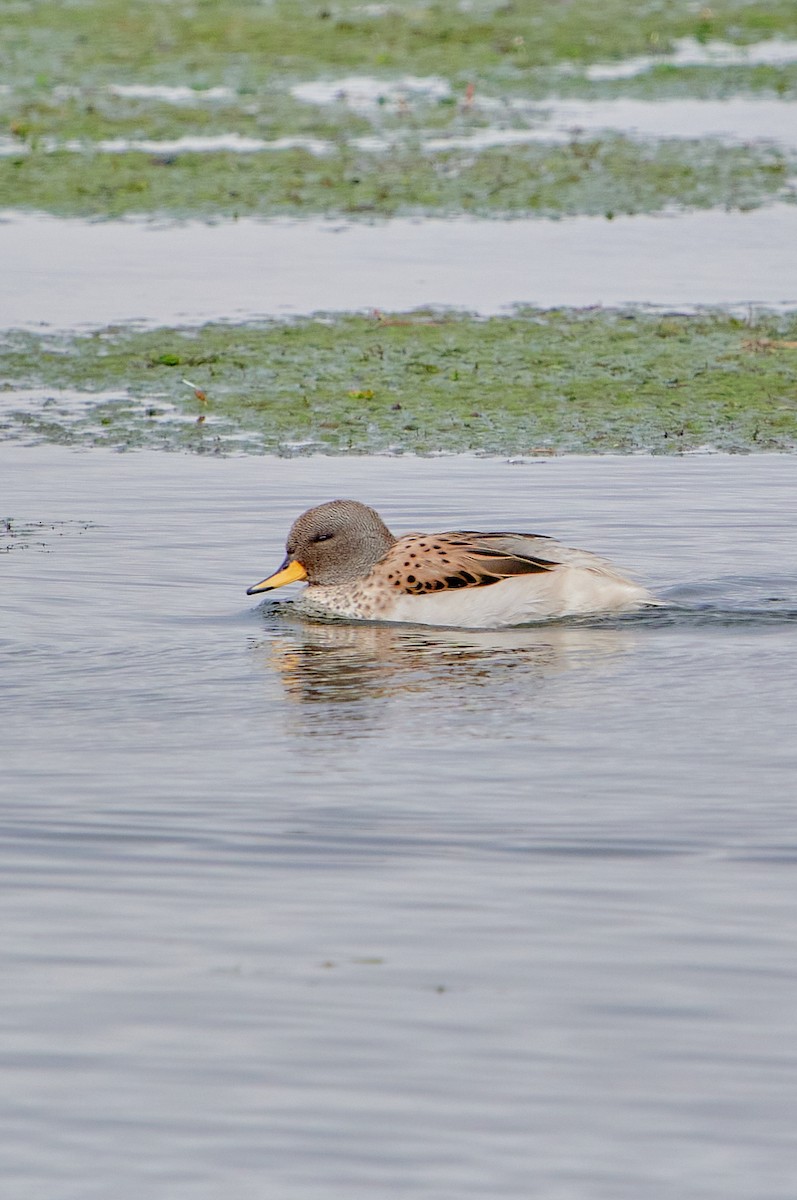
2 1 795 458
1 0 796 219
1 136 791 219
5 0 797 88
2 310 796 455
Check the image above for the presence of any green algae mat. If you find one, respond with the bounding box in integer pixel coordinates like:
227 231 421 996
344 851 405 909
4 138 790 221
5 0 797 85
2 0 797 219
4 311 797 454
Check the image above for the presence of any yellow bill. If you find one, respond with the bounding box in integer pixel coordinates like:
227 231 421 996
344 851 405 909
246 558 308 595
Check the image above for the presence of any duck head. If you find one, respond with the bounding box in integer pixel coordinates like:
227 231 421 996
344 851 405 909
247 499 397 593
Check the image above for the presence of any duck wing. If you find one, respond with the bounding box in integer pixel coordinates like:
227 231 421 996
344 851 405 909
461 530 641 581
379 531 557 595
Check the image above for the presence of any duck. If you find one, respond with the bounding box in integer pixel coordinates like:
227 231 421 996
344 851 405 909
246 499 656 628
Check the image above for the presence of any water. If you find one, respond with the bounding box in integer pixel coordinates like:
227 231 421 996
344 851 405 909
4 91 796 160
581 35 797 79
524 96 797 150
4 206 797 331
2 444 797 1199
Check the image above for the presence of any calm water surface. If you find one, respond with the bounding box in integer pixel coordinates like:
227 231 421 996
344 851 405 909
2 446 797 1200
3 206 797 329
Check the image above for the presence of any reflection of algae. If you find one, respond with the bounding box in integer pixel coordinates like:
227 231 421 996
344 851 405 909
255 615 633 713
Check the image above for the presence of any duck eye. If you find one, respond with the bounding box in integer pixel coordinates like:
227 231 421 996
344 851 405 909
312 531 333 544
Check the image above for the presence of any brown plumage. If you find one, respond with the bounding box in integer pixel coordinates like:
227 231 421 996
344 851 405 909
377 532 556 595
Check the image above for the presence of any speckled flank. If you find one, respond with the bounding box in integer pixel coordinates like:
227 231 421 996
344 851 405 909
299 568 654 628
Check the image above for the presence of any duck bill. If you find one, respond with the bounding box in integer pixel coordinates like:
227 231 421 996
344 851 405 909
247 558 308 595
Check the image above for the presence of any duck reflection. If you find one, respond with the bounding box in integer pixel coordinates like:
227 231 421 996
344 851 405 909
251 609 635 718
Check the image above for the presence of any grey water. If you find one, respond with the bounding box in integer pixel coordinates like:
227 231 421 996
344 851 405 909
3 205 797 330
2 445 797 1200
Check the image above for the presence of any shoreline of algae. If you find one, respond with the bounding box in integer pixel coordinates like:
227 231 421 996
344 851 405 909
2 309 796 456
2 137 792 221
2 0 797 221
6 0 797 89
